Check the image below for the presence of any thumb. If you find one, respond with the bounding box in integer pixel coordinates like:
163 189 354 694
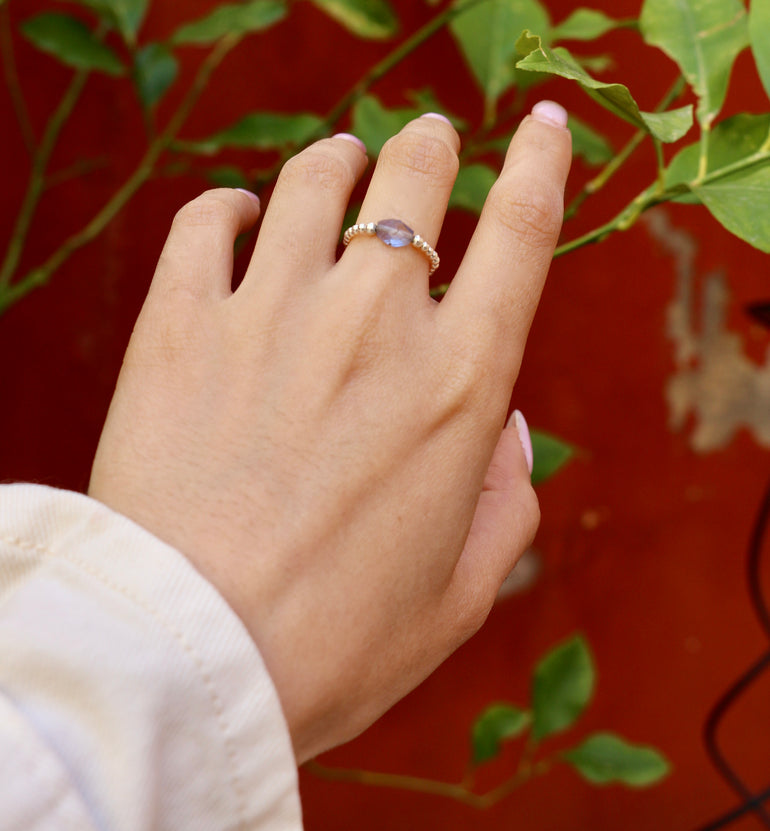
447 411 540 632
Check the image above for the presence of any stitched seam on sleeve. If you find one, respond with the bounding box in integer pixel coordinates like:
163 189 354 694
0 533 249 830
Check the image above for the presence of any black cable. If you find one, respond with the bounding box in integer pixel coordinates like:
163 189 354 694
694 783 770 831
695 478 770 830
701 649 770 827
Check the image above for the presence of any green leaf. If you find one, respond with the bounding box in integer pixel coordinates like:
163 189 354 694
172 0 287 45
181 112 324 154
60 0 149 43
449 164 497 214
666 113 770 185
309 0 398 39
515 32 693 143
450 0 551 118
563 732 671 787
665 114 770 241
351 94 422 155
552 9 624 41
532 634 594 741
472 703 531 764
530 429 574 485
749 0 770 100
206 166 251 189
133 43 178 108
21 13 125 75
692 164 770 253
567 116 614 166
577 54 614 74
640 0 749 129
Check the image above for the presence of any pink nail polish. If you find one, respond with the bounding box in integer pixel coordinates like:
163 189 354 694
332 132 367 153
509 410 534 475
235 188 260 205
421 112 453 125
530 100 569 129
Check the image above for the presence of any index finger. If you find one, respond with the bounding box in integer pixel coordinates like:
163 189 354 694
440 101 572 378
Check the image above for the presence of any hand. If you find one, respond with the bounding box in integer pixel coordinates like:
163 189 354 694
89 102 572 763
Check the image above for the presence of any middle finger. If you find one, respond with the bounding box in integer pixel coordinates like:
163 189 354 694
339 114 460 291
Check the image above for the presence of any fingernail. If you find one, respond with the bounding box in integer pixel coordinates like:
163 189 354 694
530 100 569 129
421 112 452 125
508 409 534 475
235 188 260 205
332 132 367 154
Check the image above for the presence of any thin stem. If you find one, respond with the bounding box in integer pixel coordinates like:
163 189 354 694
305 753 551 810
564 75 687 221
45 157 111 189
324 0 488 130
653 136 665 190
555 139 770 258
556 186 657 257
0 34 240 309
0 1 36 155
564 131 645 221
253 0 491 190
305 760 482 807
0 68 89 287
697 122 711 181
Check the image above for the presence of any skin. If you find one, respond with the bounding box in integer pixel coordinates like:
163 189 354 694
89 106 572 764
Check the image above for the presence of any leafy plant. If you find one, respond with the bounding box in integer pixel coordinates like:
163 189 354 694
3 0 767 807
306 634 670 806
2 0 769 317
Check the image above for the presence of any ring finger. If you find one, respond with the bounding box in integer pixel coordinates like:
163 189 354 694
339 114 460 291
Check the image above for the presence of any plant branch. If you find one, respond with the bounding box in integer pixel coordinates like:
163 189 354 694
0 67 89 287
0 34 240 312
326 0 486 130
555 143 770 258
0 1 36 155
697 121 711 181
253 0 492 190
564 75 687 221
305 751 550 810
45 157 111 189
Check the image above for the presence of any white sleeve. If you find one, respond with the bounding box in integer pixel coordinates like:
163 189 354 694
0 484 303 831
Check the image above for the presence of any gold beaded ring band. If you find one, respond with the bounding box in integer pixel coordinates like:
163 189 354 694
342 219 440 277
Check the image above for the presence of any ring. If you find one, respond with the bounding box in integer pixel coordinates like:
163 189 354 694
343 219 440 277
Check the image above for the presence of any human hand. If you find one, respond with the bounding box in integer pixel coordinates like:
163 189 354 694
89 102 572 763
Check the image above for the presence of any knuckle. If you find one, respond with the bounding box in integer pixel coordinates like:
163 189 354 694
486 178 563 248
380 131 458 185
279 146 356 193
172 191 240 230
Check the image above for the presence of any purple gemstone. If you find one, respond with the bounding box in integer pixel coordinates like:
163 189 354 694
376 219 414 248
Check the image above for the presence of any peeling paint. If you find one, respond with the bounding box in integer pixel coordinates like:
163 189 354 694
645 209 770 452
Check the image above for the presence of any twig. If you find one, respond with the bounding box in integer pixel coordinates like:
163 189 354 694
0 34 240 312
0 68 89 287
555 140 770 258
304 752 550 810
564 75 687 221
253 0 492 190
45 157 111 189
0 1 36 155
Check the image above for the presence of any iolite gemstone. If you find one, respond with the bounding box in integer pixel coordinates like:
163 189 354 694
376 219 414 248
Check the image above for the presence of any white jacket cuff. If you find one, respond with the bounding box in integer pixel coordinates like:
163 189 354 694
0 483 302 831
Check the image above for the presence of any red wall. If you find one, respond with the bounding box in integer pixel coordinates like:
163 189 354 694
2 1 769 828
